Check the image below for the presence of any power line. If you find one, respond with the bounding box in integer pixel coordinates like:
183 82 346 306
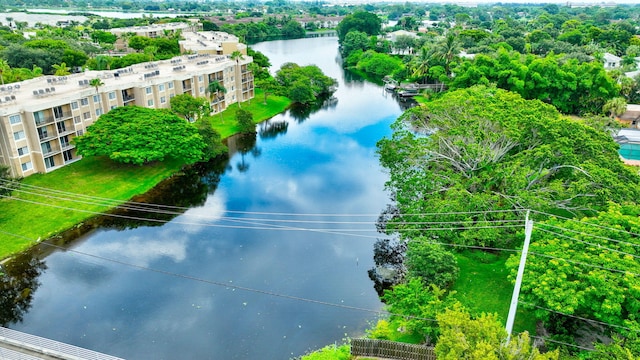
519 302 640 333
530 209 640 241
528 251 639 276
0 229 438 323
533 225 640 259
530 336 594 351
534 221 640 249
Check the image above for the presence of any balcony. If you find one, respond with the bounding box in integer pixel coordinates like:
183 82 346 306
242 75 253 83
123 95 135 103
58 128 76 137
61 142 75 151
38 133 56 142
54 111 73 121
42 146 61 156
35 117 54 127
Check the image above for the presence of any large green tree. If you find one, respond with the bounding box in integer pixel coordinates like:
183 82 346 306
377 86 640 248
74 106 206 165
274 63 337 104
336 11 382 43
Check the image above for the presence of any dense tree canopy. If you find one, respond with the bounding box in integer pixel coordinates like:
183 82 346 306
377 86 640 248
336 11 382 43
74 106 206 165
274 63 337 104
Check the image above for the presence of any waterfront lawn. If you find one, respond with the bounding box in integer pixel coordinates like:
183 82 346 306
0 89 291 259
0 156 185 257
210 89 290 138
452 250 537 334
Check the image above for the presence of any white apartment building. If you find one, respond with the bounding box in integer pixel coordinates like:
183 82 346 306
179 31 247 56
110 22 202 51
0 52 254 178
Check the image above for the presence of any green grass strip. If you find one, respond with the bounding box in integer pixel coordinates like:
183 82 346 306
0 89 290 260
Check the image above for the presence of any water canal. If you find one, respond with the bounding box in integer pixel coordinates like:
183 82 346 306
2 36 412 359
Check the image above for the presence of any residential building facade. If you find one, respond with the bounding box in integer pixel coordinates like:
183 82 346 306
0 52 254 178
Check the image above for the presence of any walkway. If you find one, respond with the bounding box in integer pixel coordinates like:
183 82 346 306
0 327 125 360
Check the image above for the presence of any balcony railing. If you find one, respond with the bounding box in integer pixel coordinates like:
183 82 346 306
42 146 60 156
38 133 56 142
123 95 135 103
54 111 73 121
35 117 54 127
61 142 74 151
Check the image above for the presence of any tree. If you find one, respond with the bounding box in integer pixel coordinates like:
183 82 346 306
275 63 337 105
207 80 227 118
74 106 206 165
236 108 255 134
281 20 305 39
52 62 70 76
128 35 151 51
230 50 244 108
435 305 559 360
195 119 226 161
0 165 19 196
405 240 458 289
506 205 640 336
602 97 627 118
340 30 369 57
170 93 209 122
377 86 640 248
336 11 382 43
89 78 104 95
256 77 278 105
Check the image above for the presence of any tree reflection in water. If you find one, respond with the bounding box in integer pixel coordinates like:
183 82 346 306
289 95 338 123
258 119 289 140
0 252 46 326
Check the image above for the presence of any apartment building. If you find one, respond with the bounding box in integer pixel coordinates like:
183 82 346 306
179 31 247 56
110 22 201 51
0 52 254 178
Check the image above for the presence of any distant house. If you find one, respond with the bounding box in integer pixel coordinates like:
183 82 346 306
603 52 622 69
617 104 640 129
385 30 418 42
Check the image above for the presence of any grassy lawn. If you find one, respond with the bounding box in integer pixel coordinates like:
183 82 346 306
0 90 291 260
452 250 537 334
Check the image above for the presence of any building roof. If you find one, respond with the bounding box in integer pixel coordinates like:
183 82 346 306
109 21 197 35
615 128 640 143
603 52 621 62
180 31 247 54
0 53 244 117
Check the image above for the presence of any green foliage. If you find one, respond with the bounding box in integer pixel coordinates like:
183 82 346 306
235 109 255 133
355 50 403 78
377 86 640 248
435 305 559 360
170 93 209 121
588 333 640 360
507 205 640 332
0 165 19 196
406 240 459 289
195 119 226 161
274 63 337 104
281 20 305 38
340 30 369 56
300 344 351 360
74 106 205 165
336 11 382 43
127 35 151 51
382 278 458 343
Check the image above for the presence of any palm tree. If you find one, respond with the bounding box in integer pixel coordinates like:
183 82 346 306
52 62 71 76
0 59 9 85
207 80 227 120
434 33 462 76
411 47 434 84
90 78 104 93
603 97 627 119
230 50 245 108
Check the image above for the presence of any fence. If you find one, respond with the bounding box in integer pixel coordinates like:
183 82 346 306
351 339 436 360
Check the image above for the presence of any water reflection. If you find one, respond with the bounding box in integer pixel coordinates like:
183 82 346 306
0 253 46 326
258 119 289 140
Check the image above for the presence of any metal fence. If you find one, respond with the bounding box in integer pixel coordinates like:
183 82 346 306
351 339 436 360
0 326 125 360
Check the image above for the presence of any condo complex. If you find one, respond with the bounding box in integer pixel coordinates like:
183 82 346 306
0 28 254 178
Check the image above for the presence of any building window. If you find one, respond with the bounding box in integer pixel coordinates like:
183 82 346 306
77 129 84 136
108 92 116 100
9 114 21 125
146 87 152 94
159 84 165 91
21 161 32 171
44 156 55 169
199 86 204 93
160 96 166 104
17 146 28 156
13 130 25 141
198 75 204 82
83 112 91 120
80 98 89 106
147 99 154 106
74 116 81 124
63 150 73 162
96 109 103 116
71 101 79 110
168 82 174 89
93 95 99 103
111 105 118 110
170 93 175 99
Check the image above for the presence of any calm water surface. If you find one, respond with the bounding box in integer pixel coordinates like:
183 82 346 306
4 37 409 359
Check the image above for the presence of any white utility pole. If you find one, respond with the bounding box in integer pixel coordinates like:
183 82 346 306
505 209 533 343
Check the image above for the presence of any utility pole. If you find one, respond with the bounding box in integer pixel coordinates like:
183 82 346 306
505 210 533 343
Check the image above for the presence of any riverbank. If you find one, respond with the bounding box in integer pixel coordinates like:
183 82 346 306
0 89 290 260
